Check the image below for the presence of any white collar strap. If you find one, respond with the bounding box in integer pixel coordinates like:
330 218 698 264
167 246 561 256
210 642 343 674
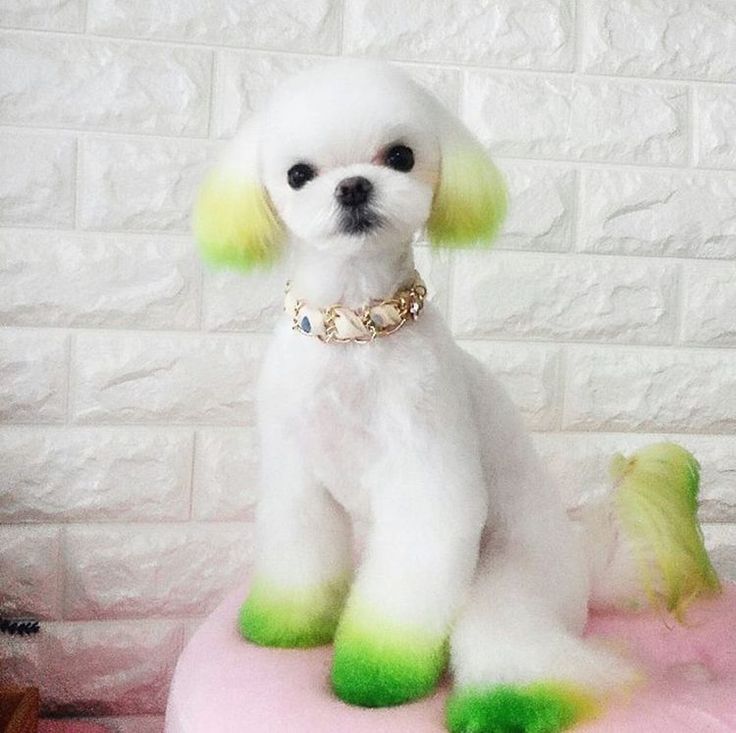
284 272 427 344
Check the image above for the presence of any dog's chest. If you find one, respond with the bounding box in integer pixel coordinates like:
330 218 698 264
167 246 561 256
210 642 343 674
263 322 445 516
306 366 373 448
280 345 382 515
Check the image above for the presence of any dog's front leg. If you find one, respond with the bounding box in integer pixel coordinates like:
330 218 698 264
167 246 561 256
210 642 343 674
238 438 353 648
330 450 487 707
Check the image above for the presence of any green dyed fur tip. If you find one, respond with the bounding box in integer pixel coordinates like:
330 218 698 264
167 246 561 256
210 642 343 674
446 682 600 733
194 173 282 271
427 143 507 249
331 608 447 707
613 442 721 619
238 577 348 648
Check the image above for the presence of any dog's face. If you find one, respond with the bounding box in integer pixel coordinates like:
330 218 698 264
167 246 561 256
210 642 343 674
195 60 507 270
259 63 440 254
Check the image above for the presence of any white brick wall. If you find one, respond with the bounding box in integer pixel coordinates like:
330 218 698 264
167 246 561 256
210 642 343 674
1 2 735 729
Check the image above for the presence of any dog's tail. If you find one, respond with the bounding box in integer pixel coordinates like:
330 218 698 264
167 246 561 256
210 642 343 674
572 442 721 620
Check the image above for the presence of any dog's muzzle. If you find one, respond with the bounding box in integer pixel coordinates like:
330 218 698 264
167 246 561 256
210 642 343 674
335 176 382 234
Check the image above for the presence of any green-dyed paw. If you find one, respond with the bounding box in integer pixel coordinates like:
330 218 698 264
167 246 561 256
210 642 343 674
331 607 447 707
446 683 600 733
239 576 349 648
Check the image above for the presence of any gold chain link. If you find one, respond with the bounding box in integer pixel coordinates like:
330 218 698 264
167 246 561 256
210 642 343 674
285 273 427 344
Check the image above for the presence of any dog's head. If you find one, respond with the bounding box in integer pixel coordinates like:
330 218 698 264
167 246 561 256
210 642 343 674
195 60 507 269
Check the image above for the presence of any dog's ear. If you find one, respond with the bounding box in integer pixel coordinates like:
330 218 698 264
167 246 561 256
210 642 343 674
427 113 507 249
194 116 284 270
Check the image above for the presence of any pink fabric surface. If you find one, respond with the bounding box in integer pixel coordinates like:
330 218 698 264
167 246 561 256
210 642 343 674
165 583 736 732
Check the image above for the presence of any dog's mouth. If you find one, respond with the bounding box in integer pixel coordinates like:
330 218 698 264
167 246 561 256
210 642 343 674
339 207 383 235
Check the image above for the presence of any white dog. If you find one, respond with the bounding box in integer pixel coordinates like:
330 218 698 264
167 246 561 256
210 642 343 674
194 60 719 733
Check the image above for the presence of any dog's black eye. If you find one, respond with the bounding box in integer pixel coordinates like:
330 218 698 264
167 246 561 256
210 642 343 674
384 144 414 172
287 163 316 190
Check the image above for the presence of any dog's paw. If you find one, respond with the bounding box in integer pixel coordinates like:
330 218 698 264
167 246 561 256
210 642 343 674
238 576 348 648
330 608 447 707
446 682 600 733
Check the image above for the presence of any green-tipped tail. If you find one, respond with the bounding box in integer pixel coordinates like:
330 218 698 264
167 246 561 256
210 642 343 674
612 442 721 620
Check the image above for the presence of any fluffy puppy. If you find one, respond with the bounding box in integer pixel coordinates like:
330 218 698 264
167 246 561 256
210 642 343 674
194 60 719 733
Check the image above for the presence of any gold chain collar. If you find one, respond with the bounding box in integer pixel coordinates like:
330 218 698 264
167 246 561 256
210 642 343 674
284 272 427 344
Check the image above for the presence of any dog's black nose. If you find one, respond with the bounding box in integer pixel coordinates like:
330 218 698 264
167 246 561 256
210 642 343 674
335 176 373 207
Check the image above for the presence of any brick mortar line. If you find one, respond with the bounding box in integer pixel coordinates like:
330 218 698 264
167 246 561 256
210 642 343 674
187 432 197 521
2 514 210 527
3 125 736 175
10 519 735 535
0 226 194 242
56 524 66 622
570 165 584 254
3 25 736 90
2 429 736 450
71 137 81 228
687 85 696 168
495 155 736 174
1 229 733 266
59 524 68 620
556 345 568 431
455 333 736 352
0 123 211 142
336 0 347 54
80 0 89 33
1 421 733 435
63 332 74 424
690 84 700 167
0 514 255 527
193 257 206 331
673 262 687 346
559 424 736 437
206 49 217 139
445 252 456 329
1 234 733 267
572 0 585 73
0 424 197 433
1 518 731 532
4 323 736 353
5 425 734 439
532 430 736 439
0 26 343 60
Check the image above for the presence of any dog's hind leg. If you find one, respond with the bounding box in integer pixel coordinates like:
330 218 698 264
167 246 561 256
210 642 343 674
447 543 638 733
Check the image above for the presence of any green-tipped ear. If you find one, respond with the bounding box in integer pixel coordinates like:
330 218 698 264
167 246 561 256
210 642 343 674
427 128 507 249
193 118 284 271
194 173 282 270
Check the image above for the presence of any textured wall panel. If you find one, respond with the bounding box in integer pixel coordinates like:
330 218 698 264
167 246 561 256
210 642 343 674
1 1 735 725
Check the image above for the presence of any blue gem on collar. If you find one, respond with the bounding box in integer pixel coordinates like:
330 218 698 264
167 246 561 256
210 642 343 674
300 315 311 333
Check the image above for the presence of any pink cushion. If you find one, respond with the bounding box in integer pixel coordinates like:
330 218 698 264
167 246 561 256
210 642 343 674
165 583 736 732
